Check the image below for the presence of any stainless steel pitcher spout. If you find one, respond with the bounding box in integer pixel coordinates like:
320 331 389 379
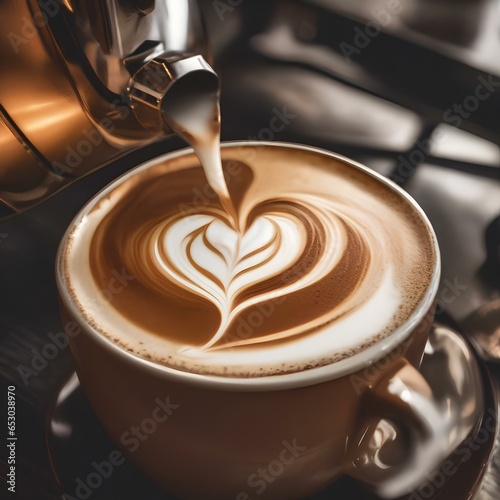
0 0 216 215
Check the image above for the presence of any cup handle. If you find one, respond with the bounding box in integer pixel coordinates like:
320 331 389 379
346 354 468 498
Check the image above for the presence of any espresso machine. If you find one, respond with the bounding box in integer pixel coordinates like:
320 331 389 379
0 0 217 218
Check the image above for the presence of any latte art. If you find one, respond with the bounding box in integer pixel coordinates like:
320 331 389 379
64 145 436 376
156 212 304 347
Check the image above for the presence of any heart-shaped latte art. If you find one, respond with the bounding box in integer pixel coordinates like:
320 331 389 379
82 150 435 377
158 214 304 310
110 197 378 350
154 212 309 347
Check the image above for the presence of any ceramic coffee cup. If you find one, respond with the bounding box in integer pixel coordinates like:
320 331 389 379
56 142 460 499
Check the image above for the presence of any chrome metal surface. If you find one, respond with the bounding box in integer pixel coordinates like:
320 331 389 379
129 55 218 134
0 0 214 213
63 0 210 94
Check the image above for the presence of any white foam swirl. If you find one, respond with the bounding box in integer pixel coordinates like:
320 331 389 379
155 214 305 347
63 145 436 377
122 193 392 355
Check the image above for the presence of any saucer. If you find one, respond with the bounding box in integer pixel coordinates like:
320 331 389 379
47 325 497 499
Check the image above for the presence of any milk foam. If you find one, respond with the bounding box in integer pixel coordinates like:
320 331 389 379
63 145 436 377
159 214 304 343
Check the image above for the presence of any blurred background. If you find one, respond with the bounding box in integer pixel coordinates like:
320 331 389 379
204 0 500 324
1 0 500 498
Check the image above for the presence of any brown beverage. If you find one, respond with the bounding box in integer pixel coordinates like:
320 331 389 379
57 140 445 499
56 76 444 499
62 143 436 377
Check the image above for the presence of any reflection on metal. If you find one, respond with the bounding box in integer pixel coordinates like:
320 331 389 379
0 0 215 213
129 55 218 134
61 0 74 13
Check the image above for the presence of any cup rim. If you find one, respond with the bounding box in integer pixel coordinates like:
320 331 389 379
56 141 441 392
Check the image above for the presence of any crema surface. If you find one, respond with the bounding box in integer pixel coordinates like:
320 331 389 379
64 145 436 376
